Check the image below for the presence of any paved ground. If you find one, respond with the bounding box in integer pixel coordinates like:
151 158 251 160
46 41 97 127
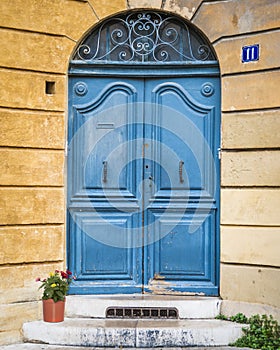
1 345 253 350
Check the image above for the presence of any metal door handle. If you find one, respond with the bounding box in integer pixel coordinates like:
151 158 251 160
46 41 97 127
179 160 184 183
102 161 108 183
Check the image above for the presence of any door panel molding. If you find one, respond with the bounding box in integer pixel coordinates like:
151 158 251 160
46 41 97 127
149 81 217 202
69 80 143 201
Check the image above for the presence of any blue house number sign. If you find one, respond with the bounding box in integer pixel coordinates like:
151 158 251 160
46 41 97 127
242 44 259 63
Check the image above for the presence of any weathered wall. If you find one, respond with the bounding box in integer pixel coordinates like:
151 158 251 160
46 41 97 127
196 0 280 308
0 0 98 343
0 0 279 344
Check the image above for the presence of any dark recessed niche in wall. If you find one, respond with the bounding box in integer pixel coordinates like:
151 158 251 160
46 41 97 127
45 81 56 95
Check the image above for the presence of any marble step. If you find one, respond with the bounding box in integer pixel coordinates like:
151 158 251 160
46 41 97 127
22 318 246 347
65 295 221 319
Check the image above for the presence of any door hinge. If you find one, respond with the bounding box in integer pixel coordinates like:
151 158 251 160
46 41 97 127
218 147 221 160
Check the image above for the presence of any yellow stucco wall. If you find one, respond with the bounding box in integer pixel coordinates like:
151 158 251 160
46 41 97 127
0 0 279 344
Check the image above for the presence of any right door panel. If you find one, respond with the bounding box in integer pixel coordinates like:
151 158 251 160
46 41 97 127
143 77 220 295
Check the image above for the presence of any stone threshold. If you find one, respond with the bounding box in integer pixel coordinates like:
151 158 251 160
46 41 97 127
65 295 221 319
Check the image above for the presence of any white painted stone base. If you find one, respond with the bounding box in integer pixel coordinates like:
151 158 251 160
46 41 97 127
221 300 280 322
1 346 252 350
22 318 245 347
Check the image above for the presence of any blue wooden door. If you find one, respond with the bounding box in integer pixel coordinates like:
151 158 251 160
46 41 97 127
68 71 220 295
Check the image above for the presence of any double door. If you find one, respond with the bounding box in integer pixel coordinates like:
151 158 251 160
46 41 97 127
68 72 220 295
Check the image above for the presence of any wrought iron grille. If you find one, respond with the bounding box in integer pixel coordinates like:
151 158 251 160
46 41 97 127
73 11 216 63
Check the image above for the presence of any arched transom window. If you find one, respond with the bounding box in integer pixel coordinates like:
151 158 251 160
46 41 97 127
72 10 217 64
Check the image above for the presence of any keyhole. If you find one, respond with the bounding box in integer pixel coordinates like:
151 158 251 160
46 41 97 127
145 165 149 169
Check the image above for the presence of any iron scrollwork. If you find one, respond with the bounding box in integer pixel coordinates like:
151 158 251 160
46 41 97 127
73 11 216 63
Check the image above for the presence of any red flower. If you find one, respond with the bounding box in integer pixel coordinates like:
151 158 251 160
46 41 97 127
60 271 68 279
66 270 72 276
35 277 41 282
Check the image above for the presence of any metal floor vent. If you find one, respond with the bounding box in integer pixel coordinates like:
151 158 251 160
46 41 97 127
106 307 179 319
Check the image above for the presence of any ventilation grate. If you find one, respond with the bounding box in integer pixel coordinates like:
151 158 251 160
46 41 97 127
106 307 178 319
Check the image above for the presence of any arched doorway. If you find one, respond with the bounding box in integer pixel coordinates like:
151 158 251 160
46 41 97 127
67 10 220 295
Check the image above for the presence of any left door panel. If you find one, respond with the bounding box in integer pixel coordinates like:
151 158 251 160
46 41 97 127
67 77 144 294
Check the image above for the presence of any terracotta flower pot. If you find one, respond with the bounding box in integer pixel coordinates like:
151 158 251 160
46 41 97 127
42 298 65 322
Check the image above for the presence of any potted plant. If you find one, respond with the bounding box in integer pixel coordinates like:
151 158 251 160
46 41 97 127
36 269 74 322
